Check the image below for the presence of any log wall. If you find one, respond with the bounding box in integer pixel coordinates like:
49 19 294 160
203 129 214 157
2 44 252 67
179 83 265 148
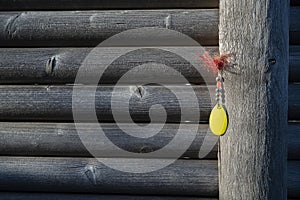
0 0 298 199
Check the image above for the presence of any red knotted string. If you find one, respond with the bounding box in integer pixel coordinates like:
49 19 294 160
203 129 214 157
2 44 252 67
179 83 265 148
197 51 231 75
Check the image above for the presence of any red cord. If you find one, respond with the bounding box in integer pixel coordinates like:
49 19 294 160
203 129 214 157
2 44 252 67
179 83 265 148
197 51 231 75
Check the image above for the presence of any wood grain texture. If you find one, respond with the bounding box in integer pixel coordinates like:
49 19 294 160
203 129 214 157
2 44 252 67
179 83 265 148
0 157 218 196
1 46 299 84
219 0 289 199
0 85 213 122
0 10 218 47
0 157 298 197
0 122 217 159
0 47 217 84
0 193 217 200
290 7 300 45
0 122 298 159
0 0 219 10
0 84 298 122
0 8 298 46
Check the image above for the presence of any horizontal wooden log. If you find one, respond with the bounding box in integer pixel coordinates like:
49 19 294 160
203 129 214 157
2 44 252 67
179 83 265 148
0 85 213 122
0 122 299 159
0 47 217 84
0 8 299 46
0 193 217 200
0 157 298 197
0 84 299 121
0 10 218 47
0 123 217 159
1 46 300 84
0 0 219 10
0 157 218 196
289 84 300 120
290 7 300 45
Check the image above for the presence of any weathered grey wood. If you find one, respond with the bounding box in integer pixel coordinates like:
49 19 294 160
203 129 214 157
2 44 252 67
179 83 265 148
219 0 289 199
0 10 218 46
0 193 217 200
0 47 218 84
0 84 298 121
290 46 300 82
0 85 213 122
0 0 219 10
0 157 298 197
1 46 300 84
0 157 218 196
0 122 217 159
0 8 298 46
288 161 300 198
0 122 299 159
290 7 300 45
289 84 300 120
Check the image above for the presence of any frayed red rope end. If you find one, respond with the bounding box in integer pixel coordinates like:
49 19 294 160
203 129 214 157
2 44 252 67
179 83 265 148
197 51 231 75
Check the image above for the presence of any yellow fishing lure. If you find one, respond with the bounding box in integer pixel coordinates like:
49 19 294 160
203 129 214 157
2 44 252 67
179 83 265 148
209 104 228 136
198 51 231 136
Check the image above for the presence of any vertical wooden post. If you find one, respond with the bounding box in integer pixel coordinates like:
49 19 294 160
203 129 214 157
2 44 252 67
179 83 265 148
219 0 289 199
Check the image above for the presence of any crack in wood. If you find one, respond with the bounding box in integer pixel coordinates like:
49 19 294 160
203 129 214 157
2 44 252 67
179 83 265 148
46 56 57 76
5 13 22 39
84 165 97 185
136 86 145 98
